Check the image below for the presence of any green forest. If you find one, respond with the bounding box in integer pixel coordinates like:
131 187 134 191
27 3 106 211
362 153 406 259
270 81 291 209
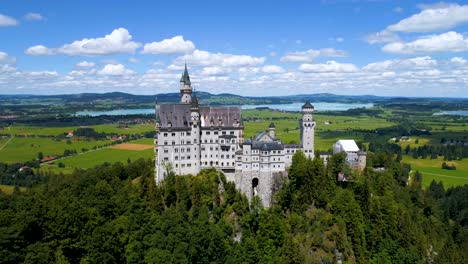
1 150 468 263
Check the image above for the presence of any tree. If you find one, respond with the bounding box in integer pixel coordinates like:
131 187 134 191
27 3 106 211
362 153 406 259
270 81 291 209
38 152 44 160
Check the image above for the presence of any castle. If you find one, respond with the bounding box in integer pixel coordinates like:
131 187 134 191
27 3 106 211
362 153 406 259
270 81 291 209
155 65 315 207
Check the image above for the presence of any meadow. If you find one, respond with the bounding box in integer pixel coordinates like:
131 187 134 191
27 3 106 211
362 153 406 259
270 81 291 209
0 137 112 163
0 184 27 194
403 156 468 189
1 124 154 137
41 147 154 174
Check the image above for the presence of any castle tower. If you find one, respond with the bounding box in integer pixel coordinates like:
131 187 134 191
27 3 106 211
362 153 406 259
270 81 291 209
300 101 315 159
190 95 201 172
180 64 192 104
269 122 276 139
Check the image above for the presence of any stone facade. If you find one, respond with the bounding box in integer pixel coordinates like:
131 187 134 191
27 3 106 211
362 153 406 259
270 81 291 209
155 65 316 207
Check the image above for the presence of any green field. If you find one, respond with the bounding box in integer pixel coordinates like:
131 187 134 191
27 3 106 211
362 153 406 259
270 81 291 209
41 145 154 174
131 137 155 144
1 124 154 137
403 156 468 189
0 137 112 163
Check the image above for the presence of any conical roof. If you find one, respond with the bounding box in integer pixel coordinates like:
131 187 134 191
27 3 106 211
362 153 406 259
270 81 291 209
180 64 191 85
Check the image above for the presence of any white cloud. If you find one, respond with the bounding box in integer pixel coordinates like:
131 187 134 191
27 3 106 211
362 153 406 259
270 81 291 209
298 61 358 73
382 31 468 54
388 3 468 32
280 48 347 62
0 14 18 26
364 30 400 44
76 61 96 68
28 71 58 77
97 64 135 76
174 49 265 67
142 36 195 55
25 28 141 56
335 37 344 43
24 13 44 21
451 57 466 64
25 45 54 55
363 56 437 71
261 65 284 73
199 66 231 76
0 51 15 64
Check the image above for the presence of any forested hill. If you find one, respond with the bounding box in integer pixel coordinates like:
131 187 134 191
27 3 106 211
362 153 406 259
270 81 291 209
0 92 388 106
1 151 467 263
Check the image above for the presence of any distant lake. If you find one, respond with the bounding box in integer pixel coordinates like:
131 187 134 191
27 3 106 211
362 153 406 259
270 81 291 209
75 102 374 116
433 111 468 116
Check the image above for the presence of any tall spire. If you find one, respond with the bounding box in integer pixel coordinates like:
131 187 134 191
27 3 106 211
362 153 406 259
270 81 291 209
180 63 191 85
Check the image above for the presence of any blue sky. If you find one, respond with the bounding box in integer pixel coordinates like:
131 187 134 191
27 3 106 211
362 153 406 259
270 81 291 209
1 0 468 97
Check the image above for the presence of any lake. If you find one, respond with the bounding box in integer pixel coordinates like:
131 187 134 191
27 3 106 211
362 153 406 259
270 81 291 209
433 111 468 116
75 102 374 116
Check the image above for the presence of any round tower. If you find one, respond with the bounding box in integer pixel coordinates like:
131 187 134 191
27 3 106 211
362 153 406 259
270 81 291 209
301 101 315 159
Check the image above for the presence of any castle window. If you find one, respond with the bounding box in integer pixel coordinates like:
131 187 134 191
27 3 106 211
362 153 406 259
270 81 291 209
210 147 213 151
164 133 168 136
164 149 168 153
187 141 191 144
172 141 175 145
175 156 178 160
187 132 191 136
187 156 191 159
175 148 178 152
215 147 219 151
164 141 168 145
181 148 185 153
164 157 168 161
181 140 185 144
206 131 211 135
210 139 213 143
181 132 184 136
171 133 176 136
230 131 234 135
222 131 226 135
187 148 191 152
187 163 191 167
214 131 218 135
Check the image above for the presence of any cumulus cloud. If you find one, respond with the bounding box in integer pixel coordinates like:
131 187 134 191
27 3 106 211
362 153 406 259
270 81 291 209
387 3 468 33
280 48 347 62
25 28 141 56
0 14 18 26
363 56 437 71
97 64 135 75
199 66 231 76
174 49 265 67
298 61 358 73
25 45 54 55
382 31 468 54
261 65 284 73
76 61 96 68
24 13 44 21
0 51 15 64
451 57 466 64
142 36 195 55
364 30 400 44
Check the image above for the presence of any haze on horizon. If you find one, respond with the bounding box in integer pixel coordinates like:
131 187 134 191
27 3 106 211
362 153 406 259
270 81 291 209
1 0 468 97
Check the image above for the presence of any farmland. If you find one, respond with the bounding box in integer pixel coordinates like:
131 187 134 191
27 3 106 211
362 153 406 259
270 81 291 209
1 124 154 137
403 156 468 189
41 147 154 174
0 137 113 163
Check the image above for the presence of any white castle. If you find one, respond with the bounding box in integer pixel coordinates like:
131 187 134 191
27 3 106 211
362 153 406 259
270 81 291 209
155 65 315 207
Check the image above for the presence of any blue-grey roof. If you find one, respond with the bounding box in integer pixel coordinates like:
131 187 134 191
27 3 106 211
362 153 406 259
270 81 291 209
302 101 314 109
252 141 284 151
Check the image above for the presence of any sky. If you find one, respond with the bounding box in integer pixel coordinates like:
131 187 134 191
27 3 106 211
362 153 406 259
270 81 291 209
1 0 468 97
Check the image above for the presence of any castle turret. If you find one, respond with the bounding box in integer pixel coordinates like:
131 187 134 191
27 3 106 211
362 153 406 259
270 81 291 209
269 122 276 139
301 101 315 159
180 64 192 104
190 95 201 172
